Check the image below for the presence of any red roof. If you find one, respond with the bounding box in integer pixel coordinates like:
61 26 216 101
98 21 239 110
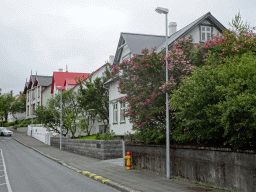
51 72 90 94
65 78 77 85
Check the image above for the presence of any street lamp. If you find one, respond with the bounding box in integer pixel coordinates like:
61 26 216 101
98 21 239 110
57 86 62 150
155 7 171 179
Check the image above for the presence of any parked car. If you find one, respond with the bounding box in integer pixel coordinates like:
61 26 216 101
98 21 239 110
0 127 13 136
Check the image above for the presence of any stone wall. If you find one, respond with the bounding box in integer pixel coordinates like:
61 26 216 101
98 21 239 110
51 137 123 160
126 144 256 192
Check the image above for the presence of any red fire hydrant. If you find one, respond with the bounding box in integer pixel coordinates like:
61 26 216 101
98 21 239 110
124 151 132 170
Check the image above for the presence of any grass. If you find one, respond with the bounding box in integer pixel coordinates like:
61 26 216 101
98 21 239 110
74 134 97 140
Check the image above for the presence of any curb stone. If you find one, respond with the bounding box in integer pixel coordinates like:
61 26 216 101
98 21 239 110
12 137 140 192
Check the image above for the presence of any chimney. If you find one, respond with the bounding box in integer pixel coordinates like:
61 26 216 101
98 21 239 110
169 22 177 36
109 55 114 65
59 68 63 72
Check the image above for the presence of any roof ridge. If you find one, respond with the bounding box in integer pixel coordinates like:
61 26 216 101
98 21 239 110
122 32 165 38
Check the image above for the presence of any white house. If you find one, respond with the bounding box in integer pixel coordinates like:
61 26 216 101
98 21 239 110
107 12 226 136
23 74 53 120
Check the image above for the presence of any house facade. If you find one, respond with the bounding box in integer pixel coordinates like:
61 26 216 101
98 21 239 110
23 74 52 120
108 12 226 136
7 93 26 122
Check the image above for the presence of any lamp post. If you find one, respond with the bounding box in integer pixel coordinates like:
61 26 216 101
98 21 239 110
57 86 62 150
155 7 171 179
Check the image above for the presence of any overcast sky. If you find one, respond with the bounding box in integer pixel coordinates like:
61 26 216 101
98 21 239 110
0 0 255 95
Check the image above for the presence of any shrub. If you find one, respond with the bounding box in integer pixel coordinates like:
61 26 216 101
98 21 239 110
95 133 101 140
100 130 116 140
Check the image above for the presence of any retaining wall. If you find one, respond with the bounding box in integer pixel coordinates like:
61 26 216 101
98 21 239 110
51 137 123 160
126 144 256 192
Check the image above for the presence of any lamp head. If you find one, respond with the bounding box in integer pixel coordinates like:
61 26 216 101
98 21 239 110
155 7 169 14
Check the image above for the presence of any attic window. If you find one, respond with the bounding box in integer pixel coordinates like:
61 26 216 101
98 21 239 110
201 26 211 41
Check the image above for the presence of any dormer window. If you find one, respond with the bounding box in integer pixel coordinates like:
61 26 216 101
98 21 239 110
201 26 211 41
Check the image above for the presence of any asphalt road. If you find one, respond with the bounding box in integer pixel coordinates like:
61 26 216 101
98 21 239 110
0 136 119 192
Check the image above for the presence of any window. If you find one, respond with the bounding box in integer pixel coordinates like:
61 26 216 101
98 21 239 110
201 26 211 41
122 53 131 61
32 89 35 100
120 103 126 123
113 103 118 124
27 106 29 116
32 104 35 115
27 92 29 102
38 102 40 106
38 86 40 98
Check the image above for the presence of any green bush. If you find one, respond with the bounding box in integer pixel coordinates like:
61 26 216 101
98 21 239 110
95 133 101 140
171 52 256 150
100 130 116 140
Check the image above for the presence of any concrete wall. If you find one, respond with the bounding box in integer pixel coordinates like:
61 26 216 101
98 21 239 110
51 137 123 160
126 144 256 192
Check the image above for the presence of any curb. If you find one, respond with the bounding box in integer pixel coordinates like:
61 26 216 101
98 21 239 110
12 136 140 192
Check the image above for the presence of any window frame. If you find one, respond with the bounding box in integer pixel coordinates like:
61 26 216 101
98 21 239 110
120 102 126 123
113 103 118 124
200 25 213 42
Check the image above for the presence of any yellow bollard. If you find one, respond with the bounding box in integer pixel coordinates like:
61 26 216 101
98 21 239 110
123 151 132 170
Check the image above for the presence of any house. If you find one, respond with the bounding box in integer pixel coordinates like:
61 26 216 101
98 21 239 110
108 12 226 137
51 68 90 95
23 74 53 120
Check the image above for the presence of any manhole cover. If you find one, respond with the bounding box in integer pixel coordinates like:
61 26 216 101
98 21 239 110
184 186 213 191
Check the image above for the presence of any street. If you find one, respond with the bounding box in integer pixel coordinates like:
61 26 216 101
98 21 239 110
0 136 119 192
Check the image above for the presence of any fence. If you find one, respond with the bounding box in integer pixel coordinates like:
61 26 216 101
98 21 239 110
27 125 56 145
126 144 256 192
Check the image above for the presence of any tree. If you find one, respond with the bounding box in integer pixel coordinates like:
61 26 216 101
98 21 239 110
77 64 111 129
229 11 255 35
10 94 26 120
0 92 15 121
170 27 256 150
112 36 195 144
35 89 83 138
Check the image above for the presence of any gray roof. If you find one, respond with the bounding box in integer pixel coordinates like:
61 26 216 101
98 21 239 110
122 33 166 55
36 76 52 86
113 33 165 65
156 12 226 53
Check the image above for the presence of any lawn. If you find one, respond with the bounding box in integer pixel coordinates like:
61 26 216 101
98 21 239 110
74 134 97 140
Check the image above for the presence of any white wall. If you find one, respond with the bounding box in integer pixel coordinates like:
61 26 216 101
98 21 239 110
42 85 52 106
109 81 134 136
187 20 221 44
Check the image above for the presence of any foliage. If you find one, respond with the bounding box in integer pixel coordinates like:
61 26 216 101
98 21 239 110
112 36 195 144
77 64 111 126
0 92 15 121
35 89 83 138
229 11 255 35
10 94 26 118
171 51 256 150
95 133 101 140
74 134 97 140
77 116 90 136
99 130 116 140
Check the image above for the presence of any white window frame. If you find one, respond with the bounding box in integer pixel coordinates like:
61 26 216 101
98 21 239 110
120 102 126 123
201 26 211 42
113 103 118 124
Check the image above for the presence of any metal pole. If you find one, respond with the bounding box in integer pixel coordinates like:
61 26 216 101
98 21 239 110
165 13 171 179
60 89 62 150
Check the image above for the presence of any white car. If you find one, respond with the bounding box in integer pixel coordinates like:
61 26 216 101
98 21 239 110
0 127 13 136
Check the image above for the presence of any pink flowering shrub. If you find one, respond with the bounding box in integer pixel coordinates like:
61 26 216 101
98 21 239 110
112 36 195 144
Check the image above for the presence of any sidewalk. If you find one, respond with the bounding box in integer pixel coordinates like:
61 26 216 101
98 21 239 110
10 127 229 192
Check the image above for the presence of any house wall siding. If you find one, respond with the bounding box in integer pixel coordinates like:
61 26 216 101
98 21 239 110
109 81 134 136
